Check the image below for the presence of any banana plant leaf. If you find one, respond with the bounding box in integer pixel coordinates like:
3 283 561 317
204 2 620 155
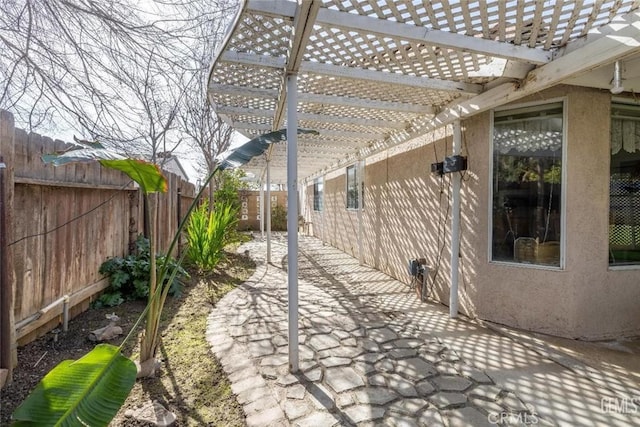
217 128 319 170
100 158 167 194
12 344 136 426
42 148 167 194
41 148 124 165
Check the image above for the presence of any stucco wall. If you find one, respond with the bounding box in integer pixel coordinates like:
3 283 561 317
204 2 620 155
305 85 640 339
565 89 640 339
465 89 578 336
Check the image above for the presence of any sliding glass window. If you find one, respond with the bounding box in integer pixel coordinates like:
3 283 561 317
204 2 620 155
610 103 640 266
313 177 323 211
346 165 358 210
491 102 564 267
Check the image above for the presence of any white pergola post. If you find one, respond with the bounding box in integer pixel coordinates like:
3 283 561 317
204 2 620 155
321 176 326 245
450 120 462 318
266 160 272 263
299 181 305 234
357 159 365 265
259 181 265 238
286 72 299 372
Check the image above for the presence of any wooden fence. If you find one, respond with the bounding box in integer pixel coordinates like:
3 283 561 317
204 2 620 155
0 110 195 386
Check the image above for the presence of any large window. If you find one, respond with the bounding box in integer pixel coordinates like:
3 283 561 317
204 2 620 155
491 102 564 267
346 164 358 209
313 177 323 211
610 103 640 266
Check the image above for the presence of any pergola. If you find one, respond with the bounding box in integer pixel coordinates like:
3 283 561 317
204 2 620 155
208 0 640 371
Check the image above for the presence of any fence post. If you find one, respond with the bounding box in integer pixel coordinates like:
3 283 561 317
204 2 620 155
177 187 182 257
128 191 140 254
0 110 16 387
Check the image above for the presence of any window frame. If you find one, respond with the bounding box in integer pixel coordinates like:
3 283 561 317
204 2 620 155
313 177 324 212
609 99 640 269
346 164 359 210
488 98 568 270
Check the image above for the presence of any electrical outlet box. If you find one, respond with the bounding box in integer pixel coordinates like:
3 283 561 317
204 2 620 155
443 155 467 173
430 162 444 176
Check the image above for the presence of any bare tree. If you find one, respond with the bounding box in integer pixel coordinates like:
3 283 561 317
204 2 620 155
2 0 241 379
103 46 189 160
0 0 237 160
178 0 235 202
181 93 233 200
1 1 161 138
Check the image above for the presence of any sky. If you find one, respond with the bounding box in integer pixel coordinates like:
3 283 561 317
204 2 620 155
1 0 243 184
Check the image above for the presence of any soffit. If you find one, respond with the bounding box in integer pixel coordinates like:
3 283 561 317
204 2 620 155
208 0 640 184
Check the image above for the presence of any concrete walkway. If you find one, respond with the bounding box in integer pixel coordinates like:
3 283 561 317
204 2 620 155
207 234 640 427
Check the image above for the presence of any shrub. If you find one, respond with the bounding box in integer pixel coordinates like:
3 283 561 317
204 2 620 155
186 200 239 270
213 169 249 212
271 204 287 231
96 235 188 307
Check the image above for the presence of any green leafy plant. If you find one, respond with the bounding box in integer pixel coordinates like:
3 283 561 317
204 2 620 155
15 129 304 424
186 200 239 271
96 235 187 308
271 204 287 231
11 344 136 426
12 141 167 425
213 169 248 211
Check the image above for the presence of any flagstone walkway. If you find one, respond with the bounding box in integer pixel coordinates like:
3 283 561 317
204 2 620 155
207 234 639 427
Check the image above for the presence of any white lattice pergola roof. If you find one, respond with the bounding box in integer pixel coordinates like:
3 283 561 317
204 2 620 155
208 0 640 184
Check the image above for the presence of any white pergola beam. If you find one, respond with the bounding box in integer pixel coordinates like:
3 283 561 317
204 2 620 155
246 0 552 64
246 0 297 19
315 129 384 140
212 85 431 117
315 8 553 65
230 125 378 141
300 145 368 153
355 9 640 160
251 146 365 161
216 106 274 118
460 14 640 119
299 93 431 114
299 112 405 129
267 157 335 166
278 147 361 156
219 51 482 94
231 122 383 142
305 144 359 154
273 0 319 130
209 82 279 99
210 82 430 116
303 61 482 94
232 123 273 132
219 51 286 69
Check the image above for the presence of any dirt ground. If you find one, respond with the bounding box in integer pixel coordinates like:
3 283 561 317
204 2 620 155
0 249 255 426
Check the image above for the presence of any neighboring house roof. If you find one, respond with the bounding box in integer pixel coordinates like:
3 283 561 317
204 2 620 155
207 0 640 183
157 152 189 181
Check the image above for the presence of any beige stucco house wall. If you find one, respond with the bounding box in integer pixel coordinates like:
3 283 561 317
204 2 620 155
304 84 640 340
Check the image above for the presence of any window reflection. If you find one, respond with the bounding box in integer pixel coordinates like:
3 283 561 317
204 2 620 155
313 177 323 211
610 104 640 265
492 103 563 266
346 164 358 210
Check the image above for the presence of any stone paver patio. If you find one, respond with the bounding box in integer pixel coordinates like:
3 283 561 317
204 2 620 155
207 234 640 427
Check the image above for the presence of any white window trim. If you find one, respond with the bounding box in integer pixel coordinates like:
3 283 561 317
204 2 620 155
313 176 324 212
488 97 568 270
346 163 359 211
608 99 640 270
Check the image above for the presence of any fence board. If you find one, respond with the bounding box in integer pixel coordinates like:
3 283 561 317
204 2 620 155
0 110 16 382
1 110 197 351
